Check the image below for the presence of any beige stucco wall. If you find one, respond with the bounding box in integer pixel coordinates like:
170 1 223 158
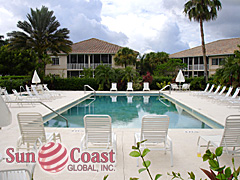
45 55 67 78
208 56 226 76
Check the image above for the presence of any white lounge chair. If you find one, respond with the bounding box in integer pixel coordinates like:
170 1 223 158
208 86 226 99
80 115 117 152
127 82 133 91
143 82 150 91
213 86 233 102
31 85 52 100
199 84 215 97
182 83 190 91
171 83 179 91
43 84 61 97
192 83 209 96
17 112 61 150
197 115 240 156
135 115 173 167
110 83 117 91
222 87 240 105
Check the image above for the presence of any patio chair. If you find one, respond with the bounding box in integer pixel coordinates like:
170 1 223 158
202 85 220 97
199 84 215 96
134 115 173 167
31 85 52 100
182 83 190 91
208 86 226 99
192 83 209 96
127 82 133 91
224 87 240 103
143 82 150 91
213 86 233 102
197 115 240 156
171 83 179 91
80 115 117 151
17 112 61 150
43 84 61 97
110 83 117 91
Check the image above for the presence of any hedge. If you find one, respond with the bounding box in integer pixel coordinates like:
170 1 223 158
0 76 213 93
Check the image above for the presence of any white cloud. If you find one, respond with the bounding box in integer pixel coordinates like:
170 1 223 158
0 0 240 54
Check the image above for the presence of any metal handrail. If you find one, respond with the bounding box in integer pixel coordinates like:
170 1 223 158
19 86 25 96
84 85 96 94
5 101 69 127
159 84 171 95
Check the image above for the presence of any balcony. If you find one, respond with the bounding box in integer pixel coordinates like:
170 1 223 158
186 64 209 71
67 63 111 70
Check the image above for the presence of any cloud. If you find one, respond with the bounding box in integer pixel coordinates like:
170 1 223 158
0 0 239 55
0 0 128 46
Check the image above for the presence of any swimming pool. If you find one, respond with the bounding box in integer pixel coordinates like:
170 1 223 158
44 94 223 129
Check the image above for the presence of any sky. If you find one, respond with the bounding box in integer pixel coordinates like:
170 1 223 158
0 0 240 54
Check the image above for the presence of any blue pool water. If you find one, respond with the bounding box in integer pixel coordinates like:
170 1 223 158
45 95 215 129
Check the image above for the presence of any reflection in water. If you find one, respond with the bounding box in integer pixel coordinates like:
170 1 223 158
45 96 211 129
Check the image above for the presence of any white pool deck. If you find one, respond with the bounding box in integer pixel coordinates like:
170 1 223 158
0 90 239 180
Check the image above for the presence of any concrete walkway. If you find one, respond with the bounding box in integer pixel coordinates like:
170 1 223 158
0 91 239 180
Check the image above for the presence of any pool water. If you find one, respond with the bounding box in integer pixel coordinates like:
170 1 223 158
45 95 211 129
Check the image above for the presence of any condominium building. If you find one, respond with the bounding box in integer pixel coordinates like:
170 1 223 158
45 38 124 78
169 38 240 77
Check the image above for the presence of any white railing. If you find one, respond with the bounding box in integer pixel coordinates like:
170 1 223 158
67 63 88 69
188 64 209 70
84 85 96 95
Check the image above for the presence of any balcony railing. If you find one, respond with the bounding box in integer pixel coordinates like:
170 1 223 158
67 63 111 70
187 64 209 71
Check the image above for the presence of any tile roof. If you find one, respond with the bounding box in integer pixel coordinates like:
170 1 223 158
71 38 124 54
170 38 240 58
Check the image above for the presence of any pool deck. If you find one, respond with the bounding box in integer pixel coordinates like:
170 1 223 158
0 90 239 179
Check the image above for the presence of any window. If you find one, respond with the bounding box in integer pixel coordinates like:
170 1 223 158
212 58 218 65
212 58 225 65
52 57 59 65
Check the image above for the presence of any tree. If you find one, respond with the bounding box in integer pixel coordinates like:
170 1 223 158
144 52 169 74
154 58 187 76
114 47 138 68
7 6 72 76
214 46 240 88
0 36 8 47
0 45 38 75
184 0 222 82
95 64 115 90
121 66 139 82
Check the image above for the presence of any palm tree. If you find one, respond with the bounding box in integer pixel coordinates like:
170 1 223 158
122 66 139 82
114 47 138 68
184 0 222 82
7 6 72 75
95 64 115 90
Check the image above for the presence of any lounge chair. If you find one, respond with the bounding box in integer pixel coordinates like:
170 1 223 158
31 85 52 100
192 83 209 96
17 112 61 150
80 115 117 152
201 85 220 97
213 86 233 102
208 86 226 99
110 83 117 91
0 145 37 180
171 83 179 91
43 84 61 97
127 82 133 91
143 82 150 91
224 87 240 102
182 83 190 91
198 84 215 96
197 115 240 156
134 115 173 167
